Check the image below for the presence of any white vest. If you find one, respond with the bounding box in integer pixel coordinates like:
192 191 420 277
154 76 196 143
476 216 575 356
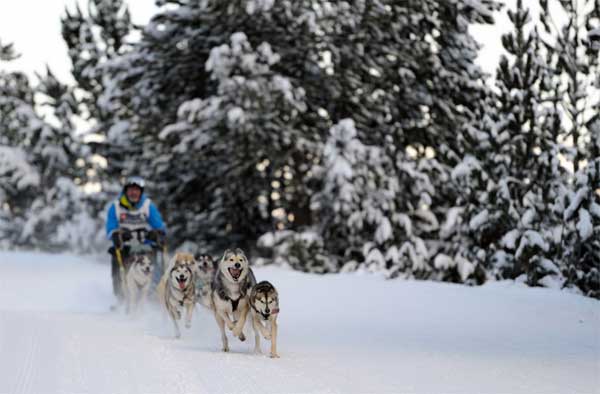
114 198 152 245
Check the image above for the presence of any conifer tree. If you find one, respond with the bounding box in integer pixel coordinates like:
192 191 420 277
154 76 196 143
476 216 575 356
539 0 600 168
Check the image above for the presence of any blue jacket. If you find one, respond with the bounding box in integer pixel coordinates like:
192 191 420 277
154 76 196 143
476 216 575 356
105 193 166 240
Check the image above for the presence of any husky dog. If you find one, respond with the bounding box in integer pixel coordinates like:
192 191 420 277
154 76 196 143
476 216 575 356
194 254 216 309
124 254 154 314
211 248 256 352
156 252 197 338
249 281 280 358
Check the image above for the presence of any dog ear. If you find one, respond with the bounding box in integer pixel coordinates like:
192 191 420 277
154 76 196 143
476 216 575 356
240 252 249 265
167 253 178 269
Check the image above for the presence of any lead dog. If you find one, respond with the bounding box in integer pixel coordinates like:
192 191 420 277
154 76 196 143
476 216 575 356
211 248 256 352
156 252 197 338
249 281 280 358
124 254 154 314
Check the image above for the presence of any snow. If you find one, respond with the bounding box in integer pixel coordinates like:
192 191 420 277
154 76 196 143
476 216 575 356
433 253 454 270
564 186 588 221
271 75 295 103
257 42 280 65
440 206 463 238
226 106 246 126
374 216 393 243
394 212 413 236
516 230 549 260
433 254 476 282
590 201 600 219
501 229 520 250
365 247 385 271
106 120 131 144
451 154 481 180
521 208 536 227
0 250 598 394
469 208 489 231
576 208 593 240
0 146 40 191
455 254 476 282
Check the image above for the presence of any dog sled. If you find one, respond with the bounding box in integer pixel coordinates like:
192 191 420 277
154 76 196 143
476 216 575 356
110 228 169 310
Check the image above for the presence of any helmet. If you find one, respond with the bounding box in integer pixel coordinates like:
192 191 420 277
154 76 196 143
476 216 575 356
123 176 145 194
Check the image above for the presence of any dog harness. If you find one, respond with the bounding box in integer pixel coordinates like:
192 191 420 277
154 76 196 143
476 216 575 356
217 288 242 312
167 267 195 308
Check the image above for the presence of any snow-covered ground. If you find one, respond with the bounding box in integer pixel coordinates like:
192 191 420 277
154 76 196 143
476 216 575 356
0 251 598 394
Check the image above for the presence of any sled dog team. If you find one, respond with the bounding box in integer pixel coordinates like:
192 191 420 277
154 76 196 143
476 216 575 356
126 248 280 358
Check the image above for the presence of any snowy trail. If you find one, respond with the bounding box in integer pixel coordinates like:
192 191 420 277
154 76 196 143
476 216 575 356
0 251 598 394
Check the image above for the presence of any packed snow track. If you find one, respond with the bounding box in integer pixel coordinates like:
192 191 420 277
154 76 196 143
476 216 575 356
0 251 598 394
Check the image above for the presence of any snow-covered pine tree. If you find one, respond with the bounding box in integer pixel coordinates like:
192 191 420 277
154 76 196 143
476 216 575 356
450 0 568 288
429 0 502 163
156 32 313 252
309 119 396 274
276 0 500 278
0 42 42 247
61 0 136 187
0 40 96 251
559 159 600 298
310 1 500 159
493 0 567 287
301 118 450 278
36 67 80 139
538 0 600 168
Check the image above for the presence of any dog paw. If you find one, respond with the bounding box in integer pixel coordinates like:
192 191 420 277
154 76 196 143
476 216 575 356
222 346 229 352
253 347 262 355
232 327 245 339
263 333 271 340
185 321 192 329
226 322 236 331
270 353 280 359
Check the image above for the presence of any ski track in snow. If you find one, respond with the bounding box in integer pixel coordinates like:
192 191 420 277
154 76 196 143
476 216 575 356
0 250 598 394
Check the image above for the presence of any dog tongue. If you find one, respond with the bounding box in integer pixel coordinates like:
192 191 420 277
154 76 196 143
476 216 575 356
178 280 186 290
229 268 241 278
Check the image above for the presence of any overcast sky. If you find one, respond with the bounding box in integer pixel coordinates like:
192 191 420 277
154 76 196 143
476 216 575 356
0 0 158 82
0 1 522 83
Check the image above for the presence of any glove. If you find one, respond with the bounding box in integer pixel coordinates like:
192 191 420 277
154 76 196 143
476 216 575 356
122 230 132 242
147 229 166 245
111 230 132 249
